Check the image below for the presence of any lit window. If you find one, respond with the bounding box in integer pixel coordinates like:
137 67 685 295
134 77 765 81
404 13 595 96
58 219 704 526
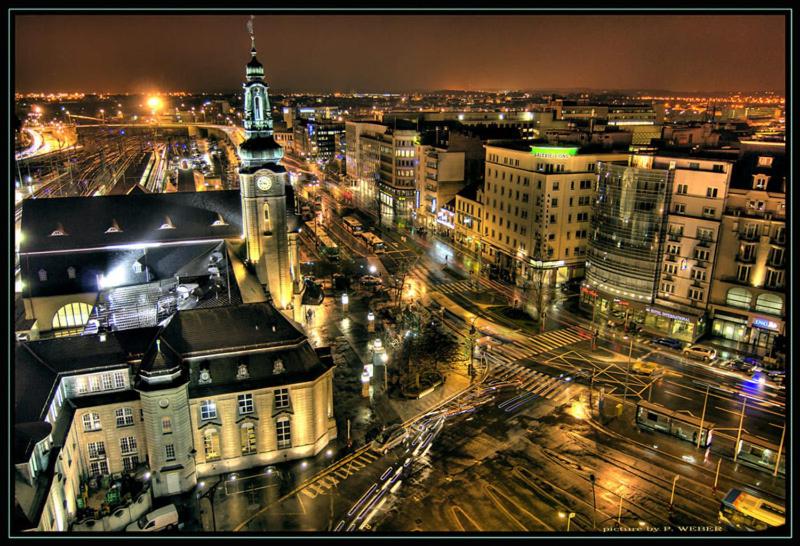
276 417 291 449
119 436 137 455
66 266 76 279
203 429 221 461
87 441 106 460
162 416 172 434
38 269 48 282
241 423 257 455
200 400 217 420
274 388 290 409
164 444 176 461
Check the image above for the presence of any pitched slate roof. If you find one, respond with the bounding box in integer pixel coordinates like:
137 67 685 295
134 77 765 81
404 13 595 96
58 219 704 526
19 190 243 254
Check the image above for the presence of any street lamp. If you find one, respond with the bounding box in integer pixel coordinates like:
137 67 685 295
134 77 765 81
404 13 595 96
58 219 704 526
341 293 349 314
668 475 680 512
367 311 375 332
559 511 576 532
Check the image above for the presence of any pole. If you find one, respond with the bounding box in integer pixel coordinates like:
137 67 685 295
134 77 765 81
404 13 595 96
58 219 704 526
617 494 623 527
697 385 710 449
733 397 747 462
713 458 722 491
773 424 785 477
589 474 597 530
566 512 575 532
669 475 680 510
622 335 634 405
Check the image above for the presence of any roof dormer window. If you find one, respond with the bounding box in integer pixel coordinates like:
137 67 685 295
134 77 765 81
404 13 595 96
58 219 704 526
106 219 122 233
159 216 175 230
211 213 228 227
50 223 67 237
753 174 769 190
757 156 773 168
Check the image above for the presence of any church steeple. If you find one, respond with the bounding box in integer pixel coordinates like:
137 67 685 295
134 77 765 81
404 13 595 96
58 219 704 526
239 15 282 168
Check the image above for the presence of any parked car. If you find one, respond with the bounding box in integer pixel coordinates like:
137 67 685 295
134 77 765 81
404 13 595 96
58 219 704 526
651 337 684 351
631 360 661 376
126 504 179 532
683 345 718 362
360 275 383 286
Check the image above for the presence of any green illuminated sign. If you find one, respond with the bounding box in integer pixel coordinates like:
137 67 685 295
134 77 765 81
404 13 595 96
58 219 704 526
530 146 579 157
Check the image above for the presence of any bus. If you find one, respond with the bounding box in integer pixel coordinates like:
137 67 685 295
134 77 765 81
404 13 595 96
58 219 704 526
719 488 785 531
303 221 340 261
360 232 386 254
342 215 364 234
635 400 715 448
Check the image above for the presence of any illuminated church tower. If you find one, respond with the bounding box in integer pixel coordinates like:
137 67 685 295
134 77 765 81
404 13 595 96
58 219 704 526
238 24 293 310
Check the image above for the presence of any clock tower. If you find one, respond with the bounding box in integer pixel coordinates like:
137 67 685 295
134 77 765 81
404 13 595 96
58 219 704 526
238 28 293 310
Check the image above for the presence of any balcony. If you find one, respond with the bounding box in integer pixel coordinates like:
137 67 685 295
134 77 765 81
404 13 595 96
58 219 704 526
668 232 683 242
770 235 786 246
735 253 756 264
738 231 760 242
696 238 713 248
665 254 677 262
662 273 674 281
691 279 704 288
767 259 785 269
693 260 708 269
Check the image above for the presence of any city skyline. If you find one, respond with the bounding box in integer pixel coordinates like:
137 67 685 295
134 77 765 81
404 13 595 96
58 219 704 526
14 13 786 94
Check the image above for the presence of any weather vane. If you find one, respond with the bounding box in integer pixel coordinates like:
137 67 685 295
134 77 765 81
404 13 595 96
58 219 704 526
247 15 255 50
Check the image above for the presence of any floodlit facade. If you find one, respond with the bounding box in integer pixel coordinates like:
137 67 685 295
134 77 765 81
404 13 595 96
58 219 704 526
415 145 465 232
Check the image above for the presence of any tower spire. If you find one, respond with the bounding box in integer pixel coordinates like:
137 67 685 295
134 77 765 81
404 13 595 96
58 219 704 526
247 15 256 53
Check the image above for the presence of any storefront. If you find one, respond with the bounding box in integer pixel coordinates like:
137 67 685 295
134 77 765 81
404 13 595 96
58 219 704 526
579 287 648 326
750 316 782 351
642 305 706 343
711 311 750 343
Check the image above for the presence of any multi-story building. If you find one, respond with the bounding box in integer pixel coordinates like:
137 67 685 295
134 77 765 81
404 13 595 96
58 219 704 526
14 303 336 532
345 120 418 223
481 141 628 288
453 183 484 267
583 152 735 342
708 142 786 355
292 118 345 163
415 145 465 233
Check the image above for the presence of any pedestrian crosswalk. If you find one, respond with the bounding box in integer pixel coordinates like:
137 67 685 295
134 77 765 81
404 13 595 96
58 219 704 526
436 277 492 295
490 362 577 407
486 327 585 365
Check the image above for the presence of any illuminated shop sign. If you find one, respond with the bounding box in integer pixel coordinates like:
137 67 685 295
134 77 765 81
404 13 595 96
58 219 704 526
752 318 779 330
529 259 566 268
530 146 579 158
646 306 691 323
580 286 598 297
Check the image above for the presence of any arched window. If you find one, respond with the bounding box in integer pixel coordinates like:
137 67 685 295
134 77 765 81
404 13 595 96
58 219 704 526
82 412 101 432
755 293 783 316
240 423 257 455
38 269 48 282
276 417 291 449
726 287 752 309
253 94 263 122
52 302 92 330
203 428 221 461
66 266 76 279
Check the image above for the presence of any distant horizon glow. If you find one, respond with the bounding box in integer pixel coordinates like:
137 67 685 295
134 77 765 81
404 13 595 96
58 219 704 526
14 14 786 95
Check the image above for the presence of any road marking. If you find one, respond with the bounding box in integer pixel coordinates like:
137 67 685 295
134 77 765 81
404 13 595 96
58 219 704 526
664 389 693 401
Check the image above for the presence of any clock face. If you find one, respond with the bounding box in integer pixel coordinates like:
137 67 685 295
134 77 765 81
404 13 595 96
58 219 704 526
256 176 273 192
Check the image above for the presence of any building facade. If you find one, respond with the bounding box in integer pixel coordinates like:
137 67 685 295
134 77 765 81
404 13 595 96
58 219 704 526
415 145 465 233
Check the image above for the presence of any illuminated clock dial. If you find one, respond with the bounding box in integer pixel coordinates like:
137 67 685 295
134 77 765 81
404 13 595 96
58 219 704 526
256 176 273 191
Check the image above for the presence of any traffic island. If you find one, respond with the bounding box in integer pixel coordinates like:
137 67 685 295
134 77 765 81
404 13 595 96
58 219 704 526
400 371 445 399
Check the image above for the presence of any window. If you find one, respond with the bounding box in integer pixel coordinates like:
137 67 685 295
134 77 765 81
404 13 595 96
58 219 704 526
757 156 773 167
667 244 680 255
768 248 784 267
115 408 134 427
238 393 254 415
576 212 589 222
200 400 217 420
161 416 172 434
549 215 557 224
122 455 139 472
67 267 76 279
551 198 558 207
697 228 713 242
674 203 686 214
688 288 704 302
119 436 137 455
694 249 710 261
755 293 783 315
664 263 678 275
552 181 559 191
114 372 126 389
241 423 257 455
82 413 101 432
726 287 752 309
706 187 718 198
87 441 106 460
89 460 109 477
702 207 716 217
691 269 707 282
276 417 291 449
203 429 221 461
765 270 784 289
676 184 688 195
165 444 176 461
38 269 48 282
752 174 769 190
580 180 592 190
275 388 290 409
661 282 675 294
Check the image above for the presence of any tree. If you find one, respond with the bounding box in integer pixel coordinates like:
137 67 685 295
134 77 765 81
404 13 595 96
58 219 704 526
399 319 461 385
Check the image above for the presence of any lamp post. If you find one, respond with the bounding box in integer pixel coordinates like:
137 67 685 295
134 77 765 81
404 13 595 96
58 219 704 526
468 316 478 381
622 334 634 405
197 477 223 531
733 396 748 462
589 474 597 530
559 511 576 532
697 384 710 449
341 292 349 314
668 475 680 512
367 311 375 333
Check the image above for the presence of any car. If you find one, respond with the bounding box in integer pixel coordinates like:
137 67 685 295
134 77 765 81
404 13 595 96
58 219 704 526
560 279 582 293
683 345 717 362
126 504 179 532
631 360 661 376
652 337 684 351
360 275 382 286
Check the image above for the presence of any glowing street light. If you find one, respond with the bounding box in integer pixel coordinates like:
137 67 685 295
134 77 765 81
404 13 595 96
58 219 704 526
559 512 576 531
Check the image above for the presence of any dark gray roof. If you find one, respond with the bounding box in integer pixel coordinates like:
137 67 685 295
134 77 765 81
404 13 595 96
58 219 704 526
159 302 305 358
19 190 243 254
730 150 786 193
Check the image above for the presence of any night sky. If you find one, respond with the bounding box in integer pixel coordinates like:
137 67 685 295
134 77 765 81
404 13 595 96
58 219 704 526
14 14 786 94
